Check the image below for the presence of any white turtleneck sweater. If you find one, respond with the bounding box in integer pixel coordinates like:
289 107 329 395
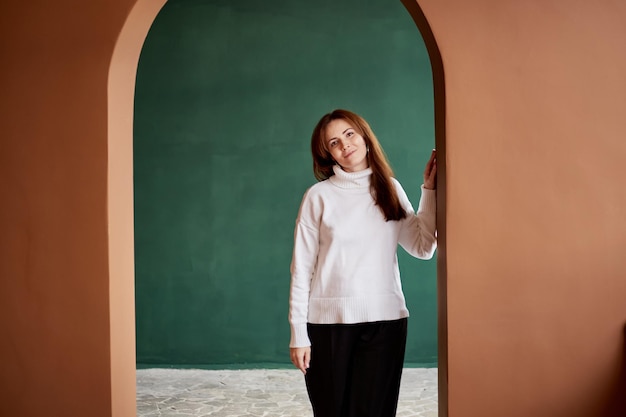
289 166 437 348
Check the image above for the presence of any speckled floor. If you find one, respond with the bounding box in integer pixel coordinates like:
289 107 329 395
137 367 438 416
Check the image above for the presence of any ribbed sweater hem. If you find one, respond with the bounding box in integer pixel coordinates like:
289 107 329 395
289 294 409 347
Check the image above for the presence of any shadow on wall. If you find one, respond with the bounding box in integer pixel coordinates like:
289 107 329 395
603 323 626 417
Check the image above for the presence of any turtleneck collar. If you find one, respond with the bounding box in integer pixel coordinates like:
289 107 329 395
329 165 372 190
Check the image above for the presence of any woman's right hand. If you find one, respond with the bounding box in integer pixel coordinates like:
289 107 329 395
290 347 311 375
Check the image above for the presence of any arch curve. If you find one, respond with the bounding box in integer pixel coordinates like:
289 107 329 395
107 0 166 415
400 1 448 415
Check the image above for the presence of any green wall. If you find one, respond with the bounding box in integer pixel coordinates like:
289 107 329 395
134 0 436 367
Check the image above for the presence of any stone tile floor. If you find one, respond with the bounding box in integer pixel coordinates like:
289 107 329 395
137 367 438 416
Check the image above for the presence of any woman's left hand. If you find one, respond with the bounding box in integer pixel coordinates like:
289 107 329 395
423 149 437 190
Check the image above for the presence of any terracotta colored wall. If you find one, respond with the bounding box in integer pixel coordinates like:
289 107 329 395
406 1 626 416
0 0 155 415
109 1 167 414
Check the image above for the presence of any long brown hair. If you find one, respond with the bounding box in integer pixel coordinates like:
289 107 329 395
310 109 406 221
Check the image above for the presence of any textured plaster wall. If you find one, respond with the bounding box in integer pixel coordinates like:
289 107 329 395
409 1 626 416
0 0 163 415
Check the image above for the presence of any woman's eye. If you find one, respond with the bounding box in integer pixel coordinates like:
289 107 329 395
329 141 338 148
346 131 353 137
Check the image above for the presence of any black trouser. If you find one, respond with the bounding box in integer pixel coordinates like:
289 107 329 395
305 318 408 417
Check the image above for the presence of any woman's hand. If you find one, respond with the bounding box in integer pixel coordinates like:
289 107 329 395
290 347 311 375
423 149 437 190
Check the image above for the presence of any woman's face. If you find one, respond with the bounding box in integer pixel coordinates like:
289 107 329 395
324 118 369 172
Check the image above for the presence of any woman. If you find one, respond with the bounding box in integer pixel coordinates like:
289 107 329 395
289 109 437 417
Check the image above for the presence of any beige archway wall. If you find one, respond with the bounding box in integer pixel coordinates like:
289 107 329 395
0 0 164 416
406 1 626 416
108 0 167 414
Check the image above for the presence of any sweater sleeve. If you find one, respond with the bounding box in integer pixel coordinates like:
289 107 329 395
288 188 320 348
395 180 437 260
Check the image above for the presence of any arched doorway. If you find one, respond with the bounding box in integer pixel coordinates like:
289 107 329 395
108 0 446 415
